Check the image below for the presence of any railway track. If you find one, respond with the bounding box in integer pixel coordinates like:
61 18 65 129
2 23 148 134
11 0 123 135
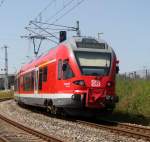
0 99 65 142
0 137 7 142
0 98 13 102
1 99 150 141
0 113 65 142
77 119 150 141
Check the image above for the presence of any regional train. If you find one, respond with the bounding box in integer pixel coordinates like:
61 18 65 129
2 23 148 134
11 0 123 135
14 36 119 115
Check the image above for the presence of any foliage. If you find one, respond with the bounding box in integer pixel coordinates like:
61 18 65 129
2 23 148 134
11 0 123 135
0 90 14 99
113 77 150 124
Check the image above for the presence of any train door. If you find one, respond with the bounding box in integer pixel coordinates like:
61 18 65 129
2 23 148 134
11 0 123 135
34 67 39 95
56 59 75 93
38 67 43 93
37 66 49 93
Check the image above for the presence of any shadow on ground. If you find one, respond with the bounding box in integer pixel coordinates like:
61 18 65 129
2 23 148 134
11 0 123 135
16 102 150 126
100 111 150 126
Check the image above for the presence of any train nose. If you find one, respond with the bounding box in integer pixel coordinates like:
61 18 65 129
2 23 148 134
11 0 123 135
88 88 104 102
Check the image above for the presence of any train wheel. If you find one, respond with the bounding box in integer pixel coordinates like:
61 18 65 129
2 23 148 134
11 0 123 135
51 105 58 115
46 99 53 114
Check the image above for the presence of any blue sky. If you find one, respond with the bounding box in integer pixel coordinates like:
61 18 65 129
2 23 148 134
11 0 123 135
0 0 150 74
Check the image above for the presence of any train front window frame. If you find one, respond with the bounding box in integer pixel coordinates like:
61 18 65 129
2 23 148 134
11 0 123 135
74 51 111 76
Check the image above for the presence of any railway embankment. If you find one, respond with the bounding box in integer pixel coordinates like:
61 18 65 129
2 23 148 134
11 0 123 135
0 100 148 142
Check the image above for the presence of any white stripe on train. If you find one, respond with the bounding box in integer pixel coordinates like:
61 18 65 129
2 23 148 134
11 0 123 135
14 93 73 99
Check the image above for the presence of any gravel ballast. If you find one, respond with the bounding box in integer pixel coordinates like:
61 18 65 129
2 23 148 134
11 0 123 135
0 100 148 142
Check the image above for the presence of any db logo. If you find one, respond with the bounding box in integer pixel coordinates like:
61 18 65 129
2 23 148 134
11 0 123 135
91 80 101 87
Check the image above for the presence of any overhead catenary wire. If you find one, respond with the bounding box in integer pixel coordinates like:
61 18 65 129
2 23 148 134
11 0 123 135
23 0 85 57
51 0 85 24
28 21 77 32
34 0 56 21
30 21 76 29
26 27 75 31
27 0 85 38
30 21 59 40
25 27 58 44
46 0 75 22
24 28 58 56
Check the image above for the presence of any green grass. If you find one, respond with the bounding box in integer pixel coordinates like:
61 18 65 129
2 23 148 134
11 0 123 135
0 90 14 99
116 77 150 116
110 77 150 125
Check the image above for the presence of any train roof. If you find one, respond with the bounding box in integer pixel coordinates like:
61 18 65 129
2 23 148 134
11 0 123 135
64 36 113 52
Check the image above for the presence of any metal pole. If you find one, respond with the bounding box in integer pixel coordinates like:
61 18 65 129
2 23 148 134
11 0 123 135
4 46 8 90
76 21 81 36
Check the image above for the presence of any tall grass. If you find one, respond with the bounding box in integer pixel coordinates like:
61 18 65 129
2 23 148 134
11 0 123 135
115 77 150 118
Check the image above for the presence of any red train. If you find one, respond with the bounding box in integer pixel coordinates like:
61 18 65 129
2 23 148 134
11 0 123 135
15 36 119 115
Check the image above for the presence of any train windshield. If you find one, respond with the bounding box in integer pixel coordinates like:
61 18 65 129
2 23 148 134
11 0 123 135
75 51 111 76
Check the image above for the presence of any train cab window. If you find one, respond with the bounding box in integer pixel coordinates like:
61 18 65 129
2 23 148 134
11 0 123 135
58 59 62 80
63 62 74 80
75 51 111 76
43 66 48 82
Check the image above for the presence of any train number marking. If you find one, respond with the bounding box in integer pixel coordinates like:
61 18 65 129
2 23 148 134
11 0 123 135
64 82 70 87
91 80 101 87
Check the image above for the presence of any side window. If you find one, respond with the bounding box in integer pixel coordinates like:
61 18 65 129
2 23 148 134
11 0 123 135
23 72 34 91
43 66 48 82
63 63 74 80
58 59 62 80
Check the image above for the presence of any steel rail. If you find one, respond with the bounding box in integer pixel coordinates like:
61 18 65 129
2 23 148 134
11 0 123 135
0 137 8 142
0 114 64 142
77 120 150 141
1 98 149 141
0 98 13 102
105 119 150 134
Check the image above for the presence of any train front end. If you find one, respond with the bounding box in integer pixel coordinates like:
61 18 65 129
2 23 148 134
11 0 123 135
69 37 119 112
